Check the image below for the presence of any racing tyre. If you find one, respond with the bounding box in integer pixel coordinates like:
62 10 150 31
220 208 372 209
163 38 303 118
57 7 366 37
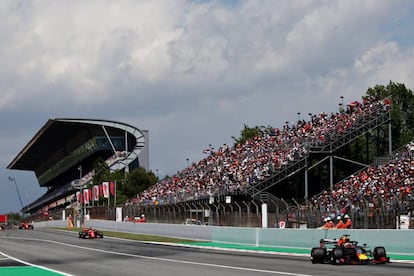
373 247 386 261
311 248 325 264
331 248 343 265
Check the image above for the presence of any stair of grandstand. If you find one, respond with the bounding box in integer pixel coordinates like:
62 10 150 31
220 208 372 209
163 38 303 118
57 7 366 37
309 105 391 153
244 104 391 199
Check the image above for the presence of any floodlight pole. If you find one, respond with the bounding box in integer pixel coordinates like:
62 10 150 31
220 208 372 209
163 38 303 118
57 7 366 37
8 177 24 212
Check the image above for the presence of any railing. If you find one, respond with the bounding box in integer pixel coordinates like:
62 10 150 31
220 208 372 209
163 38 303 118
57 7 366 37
311 105 391 152
29 193 414 229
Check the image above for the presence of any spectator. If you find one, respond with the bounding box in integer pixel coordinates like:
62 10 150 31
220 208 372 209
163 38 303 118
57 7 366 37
335 216 345 229
322 217 334 229
343 214 352 229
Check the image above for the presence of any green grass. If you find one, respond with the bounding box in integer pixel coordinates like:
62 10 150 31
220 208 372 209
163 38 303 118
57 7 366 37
55 227 196 243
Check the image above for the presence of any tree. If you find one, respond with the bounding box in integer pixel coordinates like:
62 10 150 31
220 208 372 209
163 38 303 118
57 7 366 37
366 81 414 151
122 167 157 199
231 124 274 145
7 212 22 223
92 157 111 185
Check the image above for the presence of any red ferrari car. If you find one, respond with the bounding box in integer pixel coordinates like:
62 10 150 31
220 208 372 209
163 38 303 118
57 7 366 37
78 227 104 239
19 222 34 230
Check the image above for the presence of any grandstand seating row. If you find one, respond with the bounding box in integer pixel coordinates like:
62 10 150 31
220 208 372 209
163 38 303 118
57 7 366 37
126 96 401 213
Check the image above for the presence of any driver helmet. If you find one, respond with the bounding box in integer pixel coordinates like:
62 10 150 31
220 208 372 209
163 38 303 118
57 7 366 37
344 214 350 219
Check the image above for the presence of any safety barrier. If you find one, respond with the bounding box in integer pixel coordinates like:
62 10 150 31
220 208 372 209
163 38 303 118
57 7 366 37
35 219 413 255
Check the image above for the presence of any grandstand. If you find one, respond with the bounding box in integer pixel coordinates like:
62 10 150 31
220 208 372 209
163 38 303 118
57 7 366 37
129 97 392 206
7 96 412 229
7 118 148 218
120 95 409 228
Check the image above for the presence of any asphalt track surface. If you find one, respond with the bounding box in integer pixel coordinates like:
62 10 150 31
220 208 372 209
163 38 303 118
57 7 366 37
0 228 413 276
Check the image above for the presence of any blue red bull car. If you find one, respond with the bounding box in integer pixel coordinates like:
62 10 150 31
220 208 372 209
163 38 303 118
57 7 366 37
78 227 104 239
310 234 389 265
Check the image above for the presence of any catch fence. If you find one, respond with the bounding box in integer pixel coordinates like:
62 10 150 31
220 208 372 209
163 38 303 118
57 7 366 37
31 195 413 229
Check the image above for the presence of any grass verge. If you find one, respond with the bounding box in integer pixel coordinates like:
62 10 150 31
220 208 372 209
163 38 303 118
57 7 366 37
54 227 196 243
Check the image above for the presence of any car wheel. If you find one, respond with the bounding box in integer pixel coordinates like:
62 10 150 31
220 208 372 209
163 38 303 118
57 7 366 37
373 247 386 261
311 248 325 264
331 248 343 265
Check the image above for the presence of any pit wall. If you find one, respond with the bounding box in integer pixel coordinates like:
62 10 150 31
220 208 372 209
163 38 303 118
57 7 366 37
35 220 413 254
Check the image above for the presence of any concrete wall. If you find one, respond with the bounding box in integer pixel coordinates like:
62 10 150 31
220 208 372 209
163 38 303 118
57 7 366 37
211 227 414 253
35 220 413 254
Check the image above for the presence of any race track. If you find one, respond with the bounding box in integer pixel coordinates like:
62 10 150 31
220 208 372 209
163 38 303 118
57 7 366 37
0 228 413 276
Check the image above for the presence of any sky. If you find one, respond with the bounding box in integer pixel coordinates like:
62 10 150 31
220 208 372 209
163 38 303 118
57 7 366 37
1 0 414 214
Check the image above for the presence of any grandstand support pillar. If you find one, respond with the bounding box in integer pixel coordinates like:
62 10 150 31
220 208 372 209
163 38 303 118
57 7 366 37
304 158 308 199
78 165 83 228
388 120 392 155
329 143 334 191
125 129 128 159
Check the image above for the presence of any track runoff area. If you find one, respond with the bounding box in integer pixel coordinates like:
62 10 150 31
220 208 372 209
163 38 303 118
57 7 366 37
0 252 70 276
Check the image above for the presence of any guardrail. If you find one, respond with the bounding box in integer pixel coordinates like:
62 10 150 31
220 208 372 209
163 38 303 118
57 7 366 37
35 219 413 256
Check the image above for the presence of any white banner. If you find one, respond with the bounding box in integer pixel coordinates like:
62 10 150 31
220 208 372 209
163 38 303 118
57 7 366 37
102 182 109 198
116 207 123 222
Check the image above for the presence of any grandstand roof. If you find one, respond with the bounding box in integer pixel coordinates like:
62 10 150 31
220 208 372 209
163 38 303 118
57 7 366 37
7 118 146 181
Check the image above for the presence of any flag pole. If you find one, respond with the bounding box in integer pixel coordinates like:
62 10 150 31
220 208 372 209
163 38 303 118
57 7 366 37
108 186 110 207
114 180 117 206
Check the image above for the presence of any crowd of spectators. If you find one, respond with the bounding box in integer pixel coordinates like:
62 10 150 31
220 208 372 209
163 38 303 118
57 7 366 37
126 96 391 206
310 141 414 221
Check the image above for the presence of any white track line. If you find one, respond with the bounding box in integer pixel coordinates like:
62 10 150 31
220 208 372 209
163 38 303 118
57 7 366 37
1 236 312 276
0 250 74 276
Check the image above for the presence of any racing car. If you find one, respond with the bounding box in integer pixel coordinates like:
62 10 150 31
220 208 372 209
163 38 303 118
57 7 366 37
78 227 104 239
310 234 389 265
19 222 34 230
